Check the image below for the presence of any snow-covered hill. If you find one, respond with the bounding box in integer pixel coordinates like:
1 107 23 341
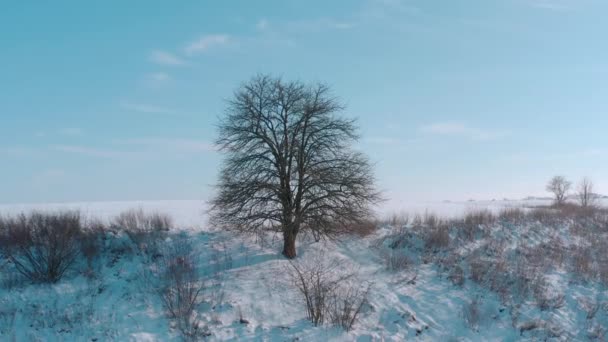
1 199 607 341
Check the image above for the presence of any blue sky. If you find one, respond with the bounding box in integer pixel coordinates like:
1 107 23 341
1 0 607 205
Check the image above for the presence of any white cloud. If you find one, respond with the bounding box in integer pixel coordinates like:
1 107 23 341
256 19 269 31
116 138 216 153
59 127 84 136
286 18 356 32
147 72 171 82
149 50 188 66
51 145 124 158
0 146 37 157
528 0 571 11
184 34 230 55
527 0 585 12
419 122 507 141
120 101 174 115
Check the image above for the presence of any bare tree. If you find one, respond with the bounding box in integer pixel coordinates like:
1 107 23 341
545 176 571 206
577 177 595 208
210 75 380 258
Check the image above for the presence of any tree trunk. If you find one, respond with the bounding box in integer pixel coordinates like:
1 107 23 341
282 230 297 259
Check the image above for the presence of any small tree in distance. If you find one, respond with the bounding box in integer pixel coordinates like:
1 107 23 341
546 176 571 206
577 177 595 208
210 75 381 259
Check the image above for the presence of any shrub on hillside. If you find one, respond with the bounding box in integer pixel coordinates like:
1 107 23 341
462 298 481 331
328 282 372 332
153 238 207 340
287 253 369 330
113 209 172 255
79 219 106 278
423 225 450 252
0 212 82 283
382 249 412 271
498 207 526 223
348 219 379 237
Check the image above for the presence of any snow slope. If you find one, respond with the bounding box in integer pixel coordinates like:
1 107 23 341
1 199 607 341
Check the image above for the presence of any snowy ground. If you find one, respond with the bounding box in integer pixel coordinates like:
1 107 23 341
1 199 607 341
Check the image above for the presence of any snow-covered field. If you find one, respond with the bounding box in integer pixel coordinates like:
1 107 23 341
1 199 607 341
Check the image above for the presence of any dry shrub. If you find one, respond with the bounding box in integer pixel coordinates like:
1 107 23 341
348 219 379 237
511 257 536 302
448 264 465 286
0 212 82 283
424 225 450 252
423 212 441 228
464 209 496 227
519 320 543 336
463 298 481 331
113 209 172 255
587 324 606 340
597 253 608 286
579 297 599 320
528 208 560 225
571 247 594 282
328 282 372 332
154 238 206 340
383 249 412 272
531 276 564 311
288 254 368 330
288 256 350 326
498 207 526 223
79 221 106 278
411 214 423 228
520 244 557 273
385 227 412 250
487 258 510 301
469 256 491 285
383 212 409 228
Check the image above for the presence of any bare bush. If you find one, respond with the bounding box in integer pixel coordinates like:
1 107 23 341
448 264 465 286
579 297 599 320
154 238 206 341
328 282 372 331
531 276 564 311
383 249 412 272
464 209 496 228
423 211 441 228
287 254 356 327
423 225 450 252
0 212 82 283
571 247 594 282
528 208 560 225
469 257 491 285
80 219 106 278
113 209 172 255
498 207 526 223
383 212 409 228
411 213 423 228
463 298 481 331
0 305 16 338
348 219 379 237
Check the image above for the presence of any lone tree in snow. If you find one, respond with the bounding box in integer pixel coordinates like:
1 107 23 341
210 75 380 258
546 176 571 206
577 177 595 208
